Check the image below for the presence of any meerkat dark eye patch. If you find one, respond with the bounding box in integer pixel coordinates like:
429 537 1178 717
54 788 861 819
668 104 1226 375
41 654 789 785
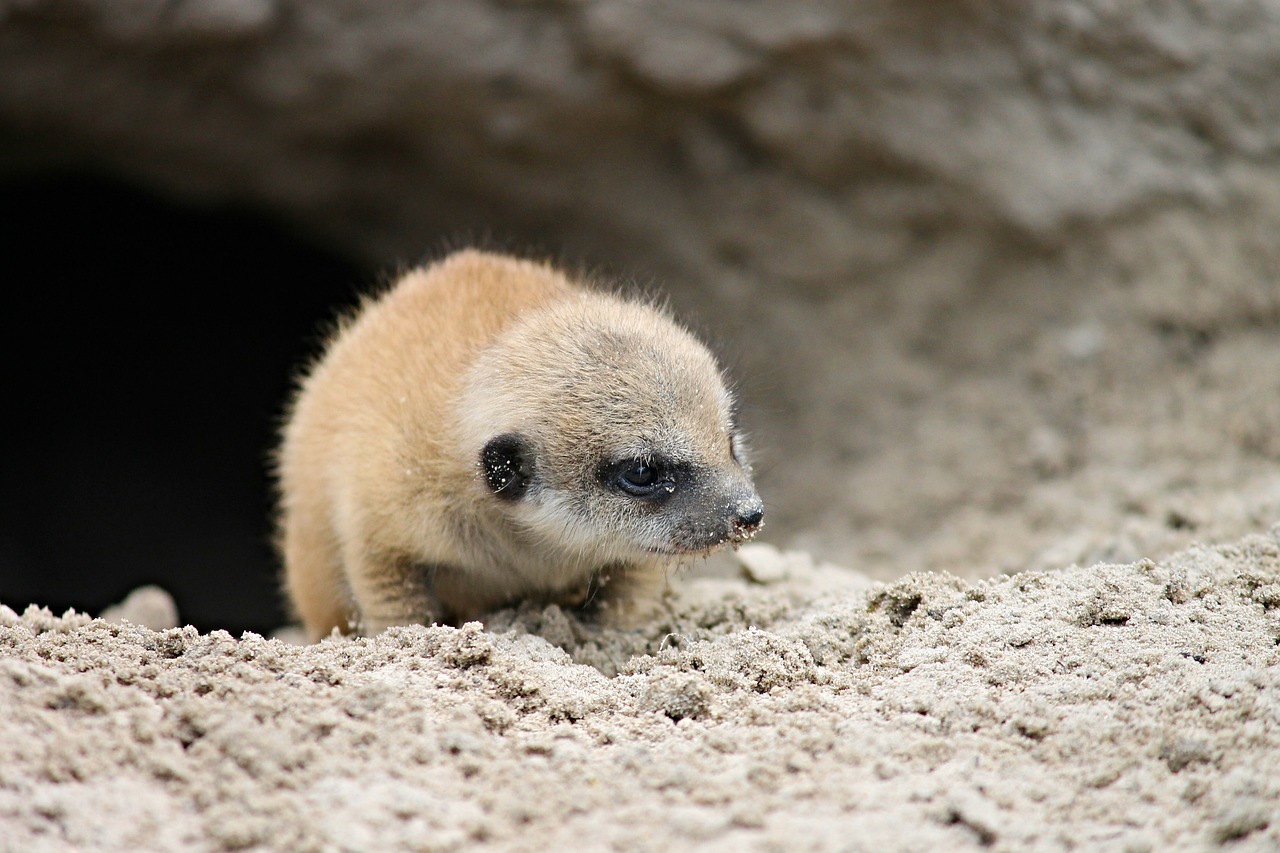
481 433 533 500
599 456 680 501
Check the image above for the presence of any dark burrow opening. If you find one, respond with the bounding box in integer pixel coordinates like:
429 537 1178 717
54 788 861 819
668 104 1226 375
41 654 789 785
1 172 371 634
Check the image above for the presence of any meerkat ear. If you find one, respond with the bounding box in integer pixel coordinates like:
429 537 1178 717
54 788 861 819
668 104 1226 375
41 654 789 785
481 433 534 500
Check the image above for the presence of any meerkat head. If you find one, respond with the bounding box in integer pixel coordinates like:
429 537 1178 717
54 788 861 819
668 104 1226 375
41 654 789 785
460 292 763 562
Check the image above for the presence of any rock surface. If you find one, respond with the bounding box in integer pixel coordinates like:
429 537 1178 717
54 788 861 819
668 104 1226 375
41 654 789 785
99 585 181 632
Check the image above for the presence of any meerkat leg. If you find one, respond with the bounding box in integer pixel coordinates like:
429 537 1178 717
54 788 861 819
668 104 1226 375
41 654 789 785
345 547 442 636
581 564 667 628
282 513 352 642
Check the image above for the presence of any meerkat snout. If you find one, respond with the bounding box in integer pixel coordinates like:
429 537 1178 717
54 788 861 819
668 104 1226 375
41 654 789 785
276 249 762 640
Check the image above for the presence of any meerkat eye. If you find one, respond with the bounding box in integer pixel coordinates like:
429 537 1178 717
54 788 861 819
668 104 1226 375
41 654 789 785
602 458 675 500
623 461 657 489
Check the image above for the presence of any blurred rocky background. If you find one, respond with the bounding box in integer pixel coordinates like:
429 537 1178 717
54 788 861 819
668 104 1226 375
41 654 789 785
3 0 1279 633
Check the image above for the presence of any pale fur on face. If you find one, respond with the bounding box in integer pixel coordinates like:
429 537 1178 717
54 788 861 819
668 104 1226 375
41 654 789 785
456 292 747 560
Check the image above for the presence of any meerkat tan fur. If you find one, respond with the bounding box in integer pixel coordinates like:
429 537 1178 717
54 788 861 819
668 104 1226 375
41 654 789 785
276 249 763 640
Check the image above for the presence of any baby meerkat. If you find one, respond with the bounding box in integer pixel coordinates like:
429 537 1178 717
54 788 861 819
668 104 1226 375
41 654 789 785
276 249 762 640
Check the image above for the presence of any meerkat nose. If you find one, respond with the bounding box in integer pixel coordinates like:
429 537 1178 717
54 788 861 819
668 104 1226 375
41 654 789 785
733 496 765 532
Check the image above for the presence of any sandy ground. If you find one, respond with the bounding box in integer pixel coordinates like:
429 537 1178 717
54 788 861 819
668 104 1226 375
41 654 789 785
3 535 1279 852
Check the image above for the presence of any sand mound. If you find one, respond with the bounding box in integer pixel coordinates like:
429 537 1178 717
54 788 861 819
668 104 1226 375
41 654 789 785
3 537 1279 851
